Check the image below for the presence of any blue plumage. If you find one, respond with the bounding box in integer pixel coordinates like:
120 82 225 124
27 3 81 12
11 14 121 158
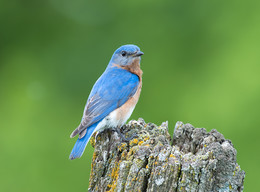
86 67 139 124
70 44 143 160
69 121 99 160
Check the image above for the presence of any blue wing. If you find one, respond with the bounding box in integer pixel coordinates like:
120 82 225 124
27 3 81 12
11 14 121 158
70 67 140 138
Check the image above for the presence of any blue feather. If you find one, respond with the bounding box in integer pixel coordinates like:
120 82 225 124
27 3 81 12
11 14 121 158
82 67 139 129
69 121 99 160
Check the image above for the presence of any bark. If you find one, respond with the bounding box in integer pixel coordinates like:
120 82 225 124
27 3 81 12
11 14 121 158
88 119 245 192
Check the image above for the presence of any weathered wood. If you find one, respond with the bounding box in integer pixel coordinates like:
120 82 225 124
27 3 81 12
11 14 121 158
88 119 245 192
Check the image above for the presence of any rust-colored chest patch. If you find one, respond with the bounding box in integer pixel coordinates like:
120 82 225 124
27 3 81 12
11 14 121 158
111 58 143 124
112 58 143 81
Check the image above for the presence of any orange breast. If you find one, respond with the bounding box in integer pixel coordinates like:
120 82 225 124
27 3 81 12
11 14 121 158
111 57 143 125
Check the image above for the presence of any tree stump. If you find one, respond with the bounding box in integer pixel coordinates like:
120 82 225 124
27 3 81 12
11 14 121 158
88 119 245 192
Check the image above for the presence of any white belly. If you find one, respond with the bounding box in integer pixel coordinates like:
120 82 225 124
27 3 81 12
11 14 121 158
95 80 141 133
94 105 135 133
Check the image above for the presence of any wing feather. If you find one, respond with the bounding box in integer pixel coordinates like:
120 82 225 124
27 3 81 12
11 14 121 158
70 67 139 138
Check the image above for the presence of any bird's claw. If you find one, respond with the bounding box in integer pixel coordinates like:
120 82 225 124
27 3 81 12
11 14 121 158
112 127 138 142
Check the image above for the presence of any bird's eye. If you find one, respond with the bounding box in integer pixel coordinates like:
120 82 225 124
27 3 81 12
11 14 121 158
121 51 126 57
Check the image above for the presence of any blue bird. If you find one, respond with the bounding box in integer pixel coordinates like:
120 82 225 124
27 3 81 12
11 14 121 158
69 44 144 160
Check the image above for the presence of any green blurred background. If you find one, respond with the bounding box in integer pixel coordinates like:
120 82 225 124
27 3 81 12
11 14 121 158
1 0 259 191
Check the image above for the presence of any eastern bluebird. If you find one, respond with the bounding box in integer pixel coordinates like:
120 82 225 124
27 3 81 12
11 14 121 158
69 44 143 160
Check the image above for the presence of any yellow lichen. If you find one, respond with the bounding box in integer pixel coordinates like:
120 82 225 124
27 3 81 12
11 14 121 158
121 150 127 160
118 143 127 152
204 144 207 147
144 137 149 141
130 138 138 146
89 151 99 185
138 140 144 145
128 147 136 157
107 160 122 192
90 135 96 147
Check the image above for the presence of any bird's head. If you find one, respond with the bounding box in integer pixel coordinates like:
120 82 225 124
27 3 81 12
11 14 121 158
110 44 144 66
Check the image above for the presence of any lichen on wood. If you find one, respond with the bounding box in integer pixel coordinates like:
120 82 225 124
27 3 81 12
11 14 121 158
88 119 245 192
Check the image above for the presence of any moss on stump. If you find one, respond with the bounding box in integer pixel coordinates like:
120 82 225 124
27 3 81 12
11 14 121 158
88 119 245 192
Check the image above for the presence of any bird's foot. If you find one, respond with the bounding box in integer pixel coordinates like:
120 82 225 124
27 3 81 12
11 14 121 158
112 127 138 142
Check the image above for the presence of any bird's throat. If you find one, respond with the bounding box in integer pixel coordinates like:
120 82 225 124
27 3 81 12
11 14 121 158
112 58 143 79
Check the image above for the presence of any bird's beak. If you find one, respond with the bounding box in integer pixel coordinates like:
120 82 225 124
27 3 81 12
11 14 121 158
134 51 144 57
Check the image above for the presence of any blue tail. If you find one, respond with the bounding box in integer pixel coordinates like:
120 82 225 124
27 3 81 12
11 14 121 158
69 122 98 160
